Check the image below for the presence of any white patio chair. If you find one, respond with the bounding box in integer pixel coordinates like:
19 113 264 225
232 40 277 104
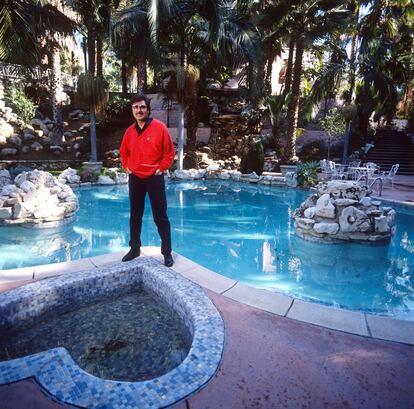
331 163 347 180
348 160 361 168
345 160 362 180
380 164 399 189
365 162 380 179
320 159 335 180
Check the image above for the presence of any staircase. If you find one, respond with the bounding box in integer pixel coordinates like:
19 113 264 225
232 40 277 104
363 129 414 175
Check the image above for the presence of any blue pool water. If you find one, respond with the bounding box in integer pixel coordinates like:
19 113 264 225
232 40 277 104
1 180 413 318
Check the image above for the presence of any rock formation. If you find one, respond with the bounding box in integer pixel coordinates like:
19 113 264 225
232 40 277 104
294 180 396 243
0 169 79 225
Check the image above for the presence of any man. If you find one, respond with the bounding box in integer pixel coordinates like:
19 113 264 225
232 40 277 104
120 95 175 267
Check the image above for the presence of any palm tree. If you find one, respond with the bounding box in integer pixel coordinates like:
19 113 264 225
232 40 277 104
350 0 414 149
0 0 74 66
282 0 350 162
111 4 159 95
114 0 257 169
66 0 119 162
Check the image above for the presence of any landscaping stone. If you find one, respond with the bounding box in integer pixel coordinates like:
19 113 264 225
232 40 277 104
0 148 17 156
98 175 115 185
0 170 11 189
294 180 396 243
0 170 79 225
58 168 81 184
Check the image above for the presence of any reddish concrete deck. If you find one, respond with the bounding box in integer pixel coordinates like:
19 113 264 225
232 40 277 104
1 288 413 409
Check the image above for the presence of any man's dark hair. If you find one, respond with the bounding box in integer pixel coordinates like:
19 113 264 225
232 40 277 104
131 94 151 114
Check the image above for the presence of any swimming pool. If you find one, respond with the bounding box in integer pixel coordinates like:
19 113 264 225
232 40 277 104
1 180 413 319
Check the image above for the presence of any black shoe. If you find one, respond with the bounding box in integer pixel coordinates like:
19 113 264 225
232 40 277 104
122 248 140 262
164 254 174 267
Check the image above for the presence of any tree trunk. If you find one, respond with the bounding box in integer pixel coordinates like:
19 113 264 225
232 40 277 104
87 28 97 163
89 105 98 162
184 95 198 169
96 34 103 77
342 17 358 163
264 57 273 94
177 105 184 170
50 44 63 145
284 40 304 162
87 31 96 76
121 59 127 95
283 39 295 96
136 59 146 94
82 36 88 73
176 32 186 170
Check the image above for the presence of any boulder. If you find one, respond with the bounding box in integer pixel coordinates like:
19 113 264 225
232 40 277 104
0 118 14 142
59 168 81 184
98 175 115 184
294 180 396 243
339 206 371 233
0 170 11 189
0 207 12 219
0 148 17 156
315 193 336 218
8 135 22 146
314 222 340 234
0 170 79 225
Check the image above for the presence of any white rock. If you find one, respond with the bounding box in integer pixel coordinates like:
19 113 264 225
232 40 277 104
315 193 336 218
31 141 43 151
314 222 339 234
206 164 220 172
1 184 18 196
334 199 358 206
0 118 14 142
386 209 396 227
14 172 27 186
230 171 242 181
23 132 35 141
285 171 298 187
375 216 390 233
8 135 22 146
295 217 315 230
0 170 11 189
304 206 316 219
339 206 371 232
1 148 17 156
317 180 368 200
20 180 36 192
59 168 80 184
98 175 115 184
115 172 128 184
359 197 372 207
0 207 12 219
218 172 231 180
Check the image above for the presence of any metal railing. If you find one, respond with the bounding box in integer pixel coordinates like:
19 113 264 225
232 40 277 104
0 62 76 87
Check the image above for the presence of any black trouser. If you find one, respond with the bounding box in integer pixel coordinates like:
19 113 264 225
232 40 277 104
128 173 171 255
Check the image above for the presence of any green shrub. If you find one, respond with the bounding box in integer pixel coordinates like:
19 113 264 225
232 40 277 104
296 128 305 138
105 95 131 119
4 84 36 123
101 167 117 180
240 141 265 175
296 161 319 187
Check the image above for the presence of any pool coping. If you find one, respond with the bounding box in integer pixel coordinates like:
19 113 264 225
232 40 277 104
0 257 225 409
1 247 413 346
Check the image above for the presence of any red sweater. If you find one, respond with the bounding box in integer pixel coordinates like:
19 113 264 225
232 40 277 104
120 119 175 179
